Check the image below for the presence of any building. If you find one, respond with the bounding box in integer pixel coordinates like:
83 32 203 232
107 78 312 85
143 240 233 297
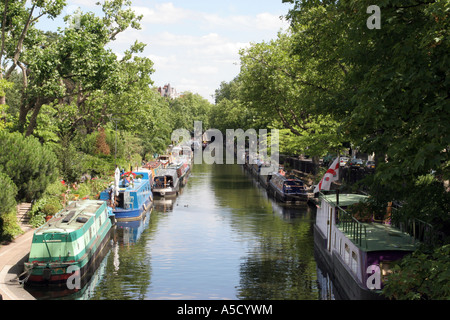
158 83 179 99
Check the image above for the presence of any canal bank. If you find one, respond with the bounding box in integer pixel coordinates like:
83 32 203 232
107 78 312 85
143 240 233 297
0 228 36 300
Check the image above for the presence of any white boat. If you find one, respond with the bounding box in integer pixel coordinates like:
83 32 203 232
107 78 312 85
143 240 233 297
314 192 420 299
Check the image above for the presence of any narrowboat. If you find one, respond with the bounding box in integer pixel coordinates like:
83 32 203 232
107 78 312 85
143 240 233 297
24 200 112 286
152 168 180 197
268 173 308 202
99 171 153 221
168 159 190 186
314 193 420 299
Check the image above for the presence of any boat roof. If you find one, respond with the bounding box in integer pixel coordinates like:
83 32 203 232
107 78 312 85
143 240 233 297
321 193 419 252
339 222 420 252
155 168 178 177
35 200 105 235
320 193 368 207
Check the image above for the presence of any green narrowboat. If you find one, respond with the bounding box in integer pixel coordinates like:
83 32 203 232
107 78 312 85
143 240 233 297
24 200 112 286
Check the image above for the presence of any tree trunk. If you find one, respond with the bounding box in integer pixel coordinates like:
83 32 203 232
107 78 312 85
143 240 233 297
312 156 320 175
25 99 42 137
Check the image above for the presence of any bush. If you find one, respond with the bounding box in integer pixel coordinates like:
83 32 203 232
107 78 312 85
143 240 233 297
0 211 22 243
0 170 18 216
28 175 112 228
382 244 450 300
0 170 20 241
0 131 58 202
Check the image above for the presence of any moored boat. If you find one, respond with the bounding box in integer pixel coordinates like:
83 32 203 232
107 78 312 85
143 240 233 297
168 158 190 186
24 200 112 286
314 193 420 299
152 168 180 197
99 170 153 221
268 173 308 202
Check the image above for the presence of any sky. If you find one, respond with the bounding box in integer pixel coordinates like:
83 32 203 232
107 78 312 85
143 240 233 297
40 0 292 103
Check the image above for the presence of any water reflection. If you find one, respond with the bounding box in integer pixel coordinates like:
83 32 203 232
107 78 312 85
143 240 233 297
209 164 319 300
26 163 324 300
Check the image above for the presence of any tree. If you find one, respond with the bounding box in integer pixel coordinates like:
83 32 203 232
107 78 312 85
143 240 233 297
170 92 213 131
0 131 58 202
0 0 66 105
284 0 449 193
1 0 148 138
238 30 344 159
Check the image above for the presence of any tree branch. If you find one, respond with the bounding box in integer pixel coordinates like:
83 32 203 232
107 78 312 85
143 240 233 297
5 4 36 78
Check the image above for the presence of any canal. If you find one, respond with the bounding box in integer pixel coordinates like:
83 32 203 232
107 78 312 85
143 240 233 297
26 163 323 300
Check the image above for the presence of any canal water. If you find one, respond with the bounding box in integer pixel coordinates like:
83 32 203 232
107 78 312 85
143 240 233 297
27 163 325 300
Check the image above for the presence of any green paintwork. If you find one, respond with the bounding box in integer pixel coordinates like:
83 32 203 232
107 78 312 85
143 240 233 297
25 200 112 277
319 193 368 207
320 193 419 252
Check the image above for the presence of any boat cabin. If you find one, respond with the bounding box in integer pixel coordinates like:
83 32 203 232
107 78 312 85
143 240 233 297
270 173 307 195
315 193 419 297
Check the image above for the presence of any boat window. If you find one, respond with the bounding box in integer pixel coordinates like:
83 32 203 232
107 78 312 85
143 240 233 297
351 251 358 274
285 180 303 186
344 243 350 264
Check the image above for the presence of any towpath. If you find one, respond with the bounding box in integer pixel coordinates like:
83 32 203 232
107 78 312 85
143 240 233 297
0 203 36 300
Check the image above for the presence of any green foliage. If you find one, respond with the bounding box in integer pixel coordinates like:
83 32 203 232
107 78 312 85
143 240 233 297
396 175 450 240
238 29 345 158
28 175 111 228
170 92 213 131
382 244 450 300
0 170 18 218
0 211 23 243
54 135 85 183
0 131 58 202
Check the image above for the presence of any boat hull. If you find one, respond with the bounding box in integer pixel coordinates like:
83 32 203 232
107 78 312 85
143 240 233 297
112 198 152 221
313 224 384 300
152 187 178 197
268 182 308 203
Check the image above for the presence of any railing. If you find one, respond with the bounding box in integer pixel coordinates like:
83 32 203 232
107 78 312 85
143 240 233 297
390 205 436 245
336 208 368 248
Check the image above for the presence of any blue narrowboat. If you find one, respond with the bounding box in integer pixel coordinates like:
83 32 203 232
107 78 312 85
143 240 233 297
99 171 153 221
268 173 308 202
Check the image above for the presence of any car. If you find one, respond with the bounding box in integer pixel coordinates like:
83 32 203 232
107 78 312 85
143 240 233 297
349 158 364 168
366 160 375 169
340 157 349 167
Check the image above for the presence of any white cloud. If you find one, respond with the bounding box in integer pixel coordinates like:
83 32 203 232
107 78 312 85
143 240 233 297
189 66 219 75
133 3 192 24
69 0 98 7
106 2 289 102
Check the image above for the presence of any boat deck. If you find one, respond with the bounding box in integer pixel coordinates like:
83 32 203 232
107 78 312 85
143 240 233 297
337 222 419 252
